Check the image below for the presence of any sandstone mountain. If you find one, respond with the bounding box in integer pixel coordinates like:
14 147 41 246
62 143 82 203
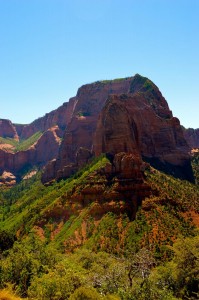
0 74 195 185
42 74 193 183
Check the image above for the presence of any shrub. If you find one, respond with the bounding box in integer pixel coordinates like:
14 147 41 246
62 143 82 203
0 289 21 300
0 230 16 252
69 287 101 300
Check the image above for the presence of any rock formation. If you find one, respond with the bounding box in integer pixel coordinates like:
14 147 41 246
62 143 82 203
94 93 193 181
0 119 19 140
0 99 76 181
42 77 134 182
0 74 195 185
0 126 61 181
183 128 199 149
0 171 16 187
66 152 150 221
14 98 77 139
42 74 194 183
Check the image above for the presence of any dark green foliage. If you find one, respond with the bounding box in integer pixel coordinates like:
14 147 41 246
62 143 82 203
149 235 199 299
95 77 130 84
0 232 198 299
0 233 61 296
130 74 155 94
192 151 199 184
0 229 16 252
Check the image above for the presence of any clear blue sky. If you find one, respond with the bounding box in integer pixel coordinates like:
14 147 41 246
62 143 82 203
0 0 198 128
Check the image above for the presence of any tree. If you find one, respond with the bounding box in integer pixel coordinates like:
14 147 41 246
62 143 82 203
0 230 16 252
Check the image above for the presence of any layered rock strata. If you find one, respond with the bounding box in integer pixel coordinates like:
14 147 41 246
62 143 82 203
94 94 193 181
15 98 77 139
0 119 19 140
183 128 199 149
0 126 61 181
42 74 193 183
0 74 194 184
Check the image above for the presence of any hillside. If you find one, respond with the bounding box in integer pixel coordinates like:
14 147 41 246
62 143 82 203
0 74 199 299
0 154 199 299
1 154 198 251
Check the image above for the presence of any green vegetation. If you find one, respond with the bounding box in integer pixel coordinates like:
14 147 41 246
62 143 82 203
192 151 199 184
0 131 43 152
129 74 155 94
95 77 130 84
0 136 18 148
14 131 43 152
0 155 199 299
1 235 198 299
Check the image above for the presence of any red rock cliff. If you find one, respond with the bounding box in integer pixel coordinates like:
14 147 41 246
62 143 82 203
15 98 76 139
0 119 19 140
93 93 193 181
42 74 193 183
0 126 61 179
183 128 199 149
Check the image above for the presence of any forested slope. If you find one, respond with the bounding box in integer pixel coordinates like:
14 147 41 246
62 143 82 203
0 155 199 299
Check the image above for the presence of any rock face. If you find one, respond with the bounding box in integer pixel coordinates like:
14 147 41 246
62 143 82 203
94 96 140 157
0 74 194 185
183 128 199 149
0 126 61 180
94 94 193 181
15 98 77 139
42 78 133 183
0 99 76 182
0 119 19 140
42 74 193 183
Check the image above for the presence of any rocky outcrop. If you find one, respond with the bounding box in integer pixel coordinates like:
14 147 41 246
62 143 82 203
183 128 199 149
0 119 19 140
67 152 150 220
0 171 16 187
43 74 193 183
0 126 61 179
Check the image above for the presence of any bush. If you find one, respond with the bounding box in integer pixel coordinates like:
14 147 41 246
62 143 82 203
0 289 21 300
0 230 16 252
69 287 101 300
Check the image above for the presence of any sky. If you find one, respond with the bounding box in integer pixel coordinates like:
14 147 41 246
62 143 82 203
0 0 198 128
